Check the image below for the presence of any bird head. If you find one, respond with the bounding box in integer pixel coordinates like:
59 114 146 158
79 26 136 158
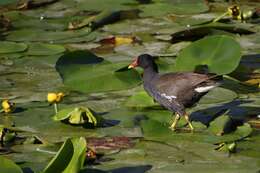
128 54 155 69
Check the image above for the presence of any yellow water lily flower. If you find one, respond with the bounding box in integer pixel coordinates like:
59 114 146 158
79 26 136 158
47 93 57 104
47 92 65 114
1 100 15 113
47 92 65 104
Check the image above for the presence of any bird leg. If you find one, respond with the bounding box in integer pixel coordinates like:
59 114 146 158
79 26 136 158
169 113 180 131
184 113 194 131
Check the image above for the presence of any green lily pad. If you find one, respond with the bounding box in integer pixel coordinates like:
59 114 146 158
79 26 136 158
235 123 253 138
0 0 18 6
208 113 231 136
75 0 133 11
43 137 86 173
63 137 87 173
56 51 141 93
43 139 73 173
6 28 92 43
125 87 238 109
175 35 242 75
53 107 102 127
170 24 255 44
0 41 27 54
198 87 238 104
26 43 66 56
0 156 23 173
215 142 236 153
139 0 208 17
124 90 158 108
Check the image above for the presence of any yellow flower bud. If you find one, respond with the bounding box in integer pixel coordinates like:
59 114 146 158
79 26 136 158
47 93 57 103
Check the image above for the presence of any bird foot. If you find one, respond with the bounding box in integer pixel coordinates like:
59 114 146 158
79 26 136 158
169 126 177 131
170 127 194 133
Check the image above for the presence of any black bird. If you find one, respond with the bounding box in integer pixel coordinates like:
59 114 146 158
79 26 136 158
128 54 222 131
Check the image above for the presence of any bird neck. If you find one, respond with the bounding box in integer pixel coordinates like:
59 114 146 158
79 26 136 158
143 64 158 82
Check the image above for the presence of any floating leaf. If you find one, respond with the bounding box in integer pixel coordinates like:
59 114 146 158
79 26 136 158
26 43 66 56
199 87 238 104
75 0 133 11
215 142 236 153
0 0 19 6
171 24 254 43
56 51 141 93
43 137 86 173
175 35 242 75
43 139 73 173
235 123 253 138
53 107 102 127
63 137 87 173
124 90 158 108
208 114 232 136
6 28 93 43
139 0 208 17
0 156 23 173
0 41 27 54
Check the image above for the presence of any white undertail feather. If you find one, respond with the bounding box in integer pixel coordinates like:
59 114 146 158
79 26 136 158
194 85 218 93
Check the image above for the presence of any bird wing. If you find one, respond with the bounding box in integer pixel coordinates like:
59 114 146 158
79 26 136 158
153 72 211 97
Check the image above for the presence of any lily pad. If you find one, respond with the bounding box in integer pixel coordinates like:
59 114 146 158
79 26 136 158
43 137 86 173
139 0 208 17
53 107 102 126
6 28 92 43
56 51 141 93
124 90 158 108
0 41 27 54
0 0 18 6
198 87 238 104
0 156 23 173
175 35 242 75
75 0 134 11
26 43 66 56
125 87 238 109
208 113 232 136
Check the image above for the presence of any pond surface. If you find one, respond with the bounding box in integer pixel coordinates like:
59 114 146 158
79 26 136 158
0 0 260 173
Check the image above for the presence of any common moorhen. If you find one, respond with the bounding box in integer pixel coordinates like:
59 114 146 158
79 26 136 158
128 54 222 131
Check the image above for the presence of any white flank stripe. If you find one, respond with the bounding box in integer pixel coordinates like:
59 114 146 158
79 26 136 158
161 93 177 101
195 85 216 93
